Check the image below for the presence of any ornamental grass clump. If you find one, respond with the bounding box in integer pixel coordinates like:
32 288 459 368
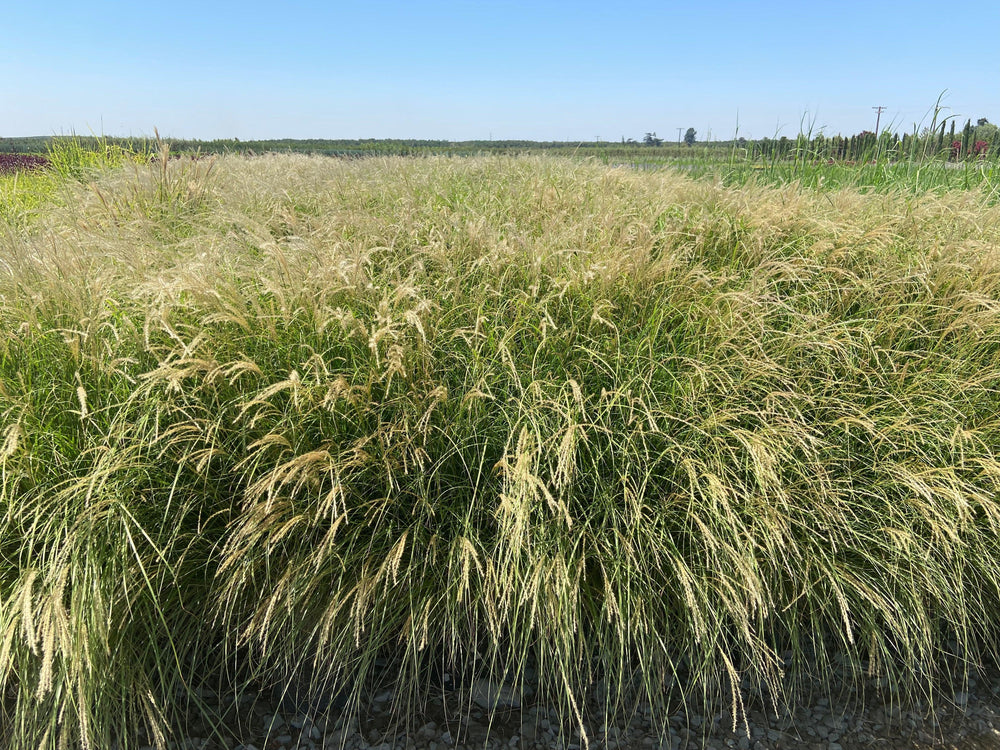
2 154 1000 748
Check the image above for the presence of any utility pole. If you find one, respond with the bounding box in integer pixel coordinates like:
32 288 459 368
872 106 886 138
676 127 682 145
872 106 886 161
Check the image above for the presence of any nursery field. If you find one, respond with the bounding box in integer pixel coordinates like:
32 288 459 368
2 152 1000 749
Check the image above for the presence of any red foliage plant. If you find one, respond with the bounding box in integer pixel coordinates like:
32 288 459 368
0 153 51 175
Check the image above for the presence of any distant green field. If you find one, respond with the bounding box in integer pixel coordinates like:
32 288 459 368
2 151 1000 749
4 130 998 200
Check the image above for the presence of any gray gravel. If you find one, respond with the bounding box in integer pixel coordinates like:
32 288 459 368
129 665 1000 750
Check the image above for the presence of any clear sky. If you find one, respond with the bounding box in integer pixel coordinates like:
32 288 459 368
3 0 999 142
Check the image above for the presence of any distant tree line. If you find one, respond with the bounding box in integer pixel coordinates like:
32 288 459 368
731 118 998 162
2 120 998 162
627 119 998 160
0 135 599 158
641 129 697 147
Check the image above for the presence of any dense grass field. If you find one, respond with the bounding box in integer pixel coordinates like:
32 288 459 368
2 152 1000 749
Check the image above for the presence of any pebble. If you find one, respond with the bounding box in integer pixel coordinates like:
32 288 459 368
266 714 287 731
129 663 1000 750
471 678 521 710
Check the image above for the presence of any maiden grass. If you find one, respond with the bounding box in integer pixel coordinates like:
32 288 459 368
2 154 1000 748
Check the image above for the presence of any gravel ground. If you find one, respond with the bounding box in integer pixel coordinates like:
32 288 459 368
131 665 1000 750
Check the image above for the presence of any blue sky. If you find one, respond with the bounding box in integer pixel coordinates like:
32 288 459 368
3 0 999 141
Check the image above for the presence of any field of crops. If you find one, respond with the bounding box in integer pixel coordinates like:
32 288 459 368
2 151 1000 749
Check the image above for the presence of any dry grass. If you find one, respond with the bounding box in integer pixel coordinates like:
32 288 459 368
2 153 1000 748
